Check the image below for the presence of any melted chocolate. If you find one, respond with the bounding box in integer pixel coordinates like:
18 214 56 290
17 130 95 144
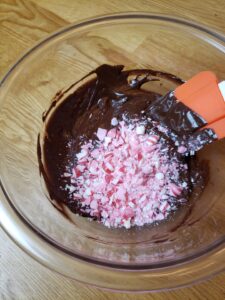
38 65 214 221
146 92 216 153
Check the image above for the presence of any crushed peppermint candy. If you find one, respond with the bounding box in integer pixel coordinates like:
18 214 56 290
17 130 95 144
67 118 188 229
178 145 187 154
111 117 119 126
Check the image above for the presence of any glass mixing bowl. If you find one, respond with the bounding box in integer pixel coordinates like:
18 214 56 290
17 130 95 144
0 13 225 292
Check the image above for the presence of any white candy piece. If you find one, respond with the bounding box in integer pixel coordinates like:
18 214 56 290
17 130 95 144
76 149 88 160
155 173 164 180
136 125 145 135
111 117 119 126
182 182 188 188
123 219 131 229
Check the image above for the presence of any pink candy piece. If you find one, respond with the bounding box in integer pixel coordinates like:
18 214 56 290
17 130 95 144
147 135 159 145
107 128 117 138
68 117 186 229
169 183 182 196
90 200 98 209
178 146 187 154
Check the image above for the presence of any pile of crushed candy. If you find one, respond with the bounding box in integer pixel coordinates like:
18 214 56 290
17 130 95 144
65 117 188 229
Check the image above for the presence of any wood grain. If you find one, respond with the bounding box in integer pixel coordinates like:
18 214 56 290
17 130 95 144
36 0 225 31
0 0 68 77
0 0 225 299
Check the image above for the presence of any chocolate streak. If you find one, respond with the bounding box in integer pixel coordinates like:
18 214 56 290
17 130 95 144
38 65 214 220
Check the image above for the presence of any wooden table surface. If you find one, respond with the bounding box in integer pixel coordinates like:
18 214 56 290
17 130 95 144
0 0 225 299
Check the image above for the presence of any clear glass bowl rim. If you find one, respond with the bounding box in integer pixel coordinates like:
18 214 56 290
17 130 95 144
0 12 225 292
